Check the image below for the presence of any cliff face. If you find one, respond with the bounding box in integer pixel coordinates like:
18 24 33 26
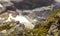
24 0 54 3
11 0 54 10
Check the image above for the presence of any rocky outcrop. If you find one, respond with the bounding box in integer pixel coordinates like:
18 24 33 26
11 0 54 10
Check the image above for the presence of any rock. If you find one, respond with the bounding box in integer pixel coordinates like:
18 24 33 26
54 14 60 18
55 0 60 2
10 0 23 2
0 0 13 7
0 33 6 36
13 15 35 29
11 0 54 10
6 6 16 11
1 30 7 34
0 4 6 13
0 0 14 13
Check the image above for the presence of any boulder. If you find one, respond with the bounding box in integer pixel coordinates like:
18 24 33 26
0 4 6 13
0 0 13 7
11 0 54 10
